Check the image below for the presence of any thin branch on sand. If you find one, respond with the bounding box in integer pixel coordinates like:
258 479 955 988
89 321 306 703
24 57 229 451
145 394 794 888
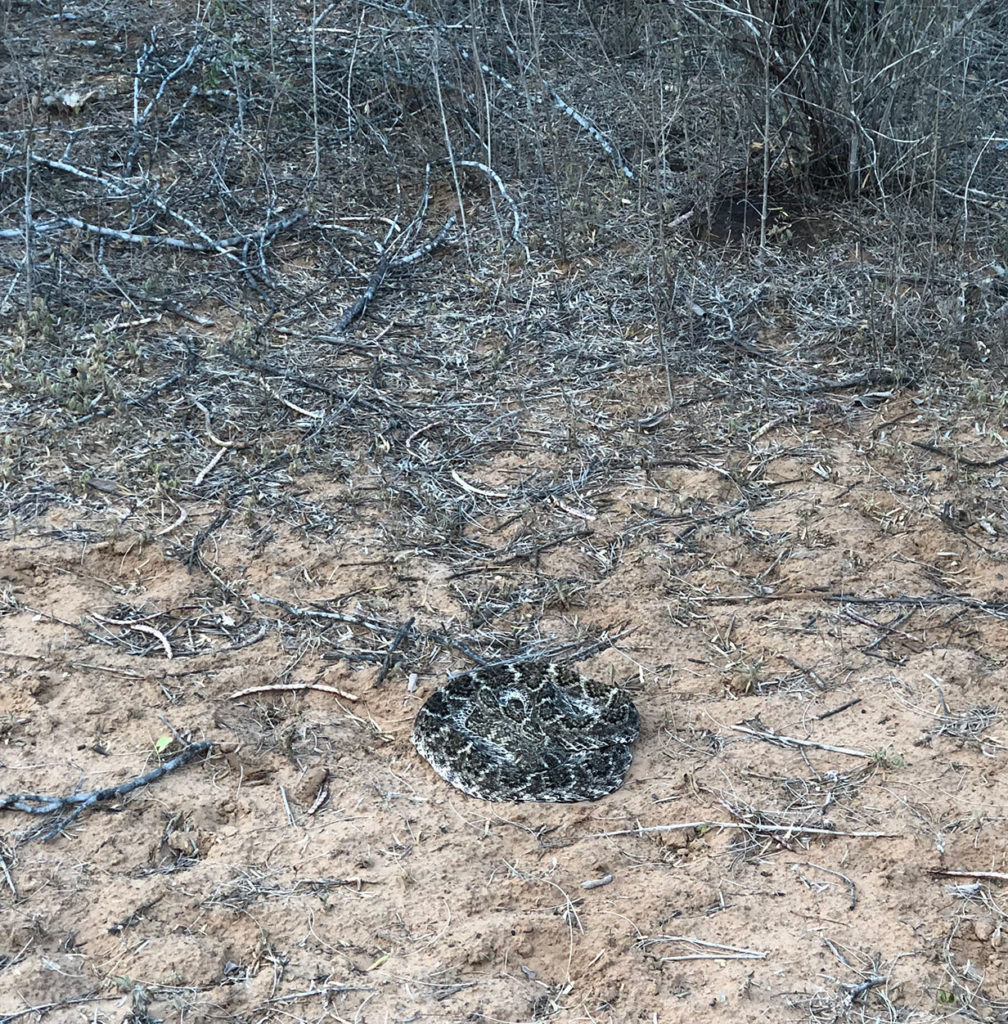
730 720 872 758
228 682 359 702
584 821 898 840
0 741 212 841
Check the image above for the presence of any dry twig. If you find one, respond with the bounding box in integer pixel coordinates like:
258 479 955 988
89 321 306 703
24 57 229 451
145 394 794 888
0 741 212 841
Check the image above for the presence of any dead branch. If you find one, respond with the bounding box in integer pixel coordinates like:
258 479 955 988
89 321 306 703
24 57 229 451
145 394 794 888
730 719 872 758
583 821 898 840
1 740 212 841
638 935 767 962
39 209 305 261
932 869 1008 883
228 682 360 702
375 615 415 685
335 213 456 333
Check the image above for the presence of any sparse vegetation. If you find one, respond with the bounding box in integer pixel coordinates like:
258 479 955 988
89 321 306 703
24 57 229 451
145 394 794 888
1 0 1007 1021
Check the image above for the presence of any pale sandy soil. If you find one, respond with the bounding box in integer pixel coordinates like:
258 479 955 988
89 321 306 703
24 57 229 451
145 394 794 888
2 378 1007 1024
2 5 1007 1022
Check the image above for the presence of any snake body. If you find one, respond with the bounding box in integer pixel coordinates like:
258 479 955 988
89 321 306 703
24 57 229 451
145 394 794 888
411 662 639 802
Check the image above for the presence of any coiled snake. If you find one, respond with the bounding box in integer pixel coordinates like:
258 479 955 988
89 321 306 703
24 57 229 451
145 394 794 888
411 662 639 802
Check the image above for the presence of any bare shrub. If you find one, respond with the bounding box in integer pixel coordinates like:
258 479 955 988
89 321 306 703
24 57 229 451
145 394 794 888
675 0 1008 210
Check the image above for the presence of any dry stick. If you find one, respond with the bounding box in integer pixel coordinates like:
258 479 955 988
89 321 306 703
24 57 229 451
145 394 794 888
932 869 1008 883
228 681 359 702
0 741 212 841
374 616 414 686
91 613 174 660
36 209 305 262
456 159 529 260
335 210 455 333
911 440 1008 469
0 851 17 899
584 821 897 841
729 722 871 758
640 936 766 962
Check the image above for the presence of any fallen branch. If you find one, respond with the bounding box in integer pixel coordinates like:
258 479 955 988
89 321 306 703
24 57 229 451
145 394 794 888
730 720 871 758
638 935 766 962
911 440 1008 469
46 209 305 261
583 820 897 840
335 213 456 333
228 681 359 702
931 868 1008 882
375 616 415 686
1 740 212 841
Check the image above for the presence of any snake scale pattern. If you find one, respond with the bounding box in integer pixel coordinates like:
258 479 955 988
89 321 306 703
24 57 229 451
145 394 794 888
411 662 640 802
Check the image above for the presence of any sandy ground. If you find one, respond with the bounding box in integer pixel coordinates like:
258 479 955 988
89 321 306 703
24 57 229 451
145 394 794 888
2 378 1007 1024
2 4 1007 1022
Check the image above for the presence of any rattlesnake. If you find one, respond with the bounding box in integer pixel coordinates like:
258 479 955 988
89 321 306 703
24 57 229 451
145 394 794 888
411 662 640 802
